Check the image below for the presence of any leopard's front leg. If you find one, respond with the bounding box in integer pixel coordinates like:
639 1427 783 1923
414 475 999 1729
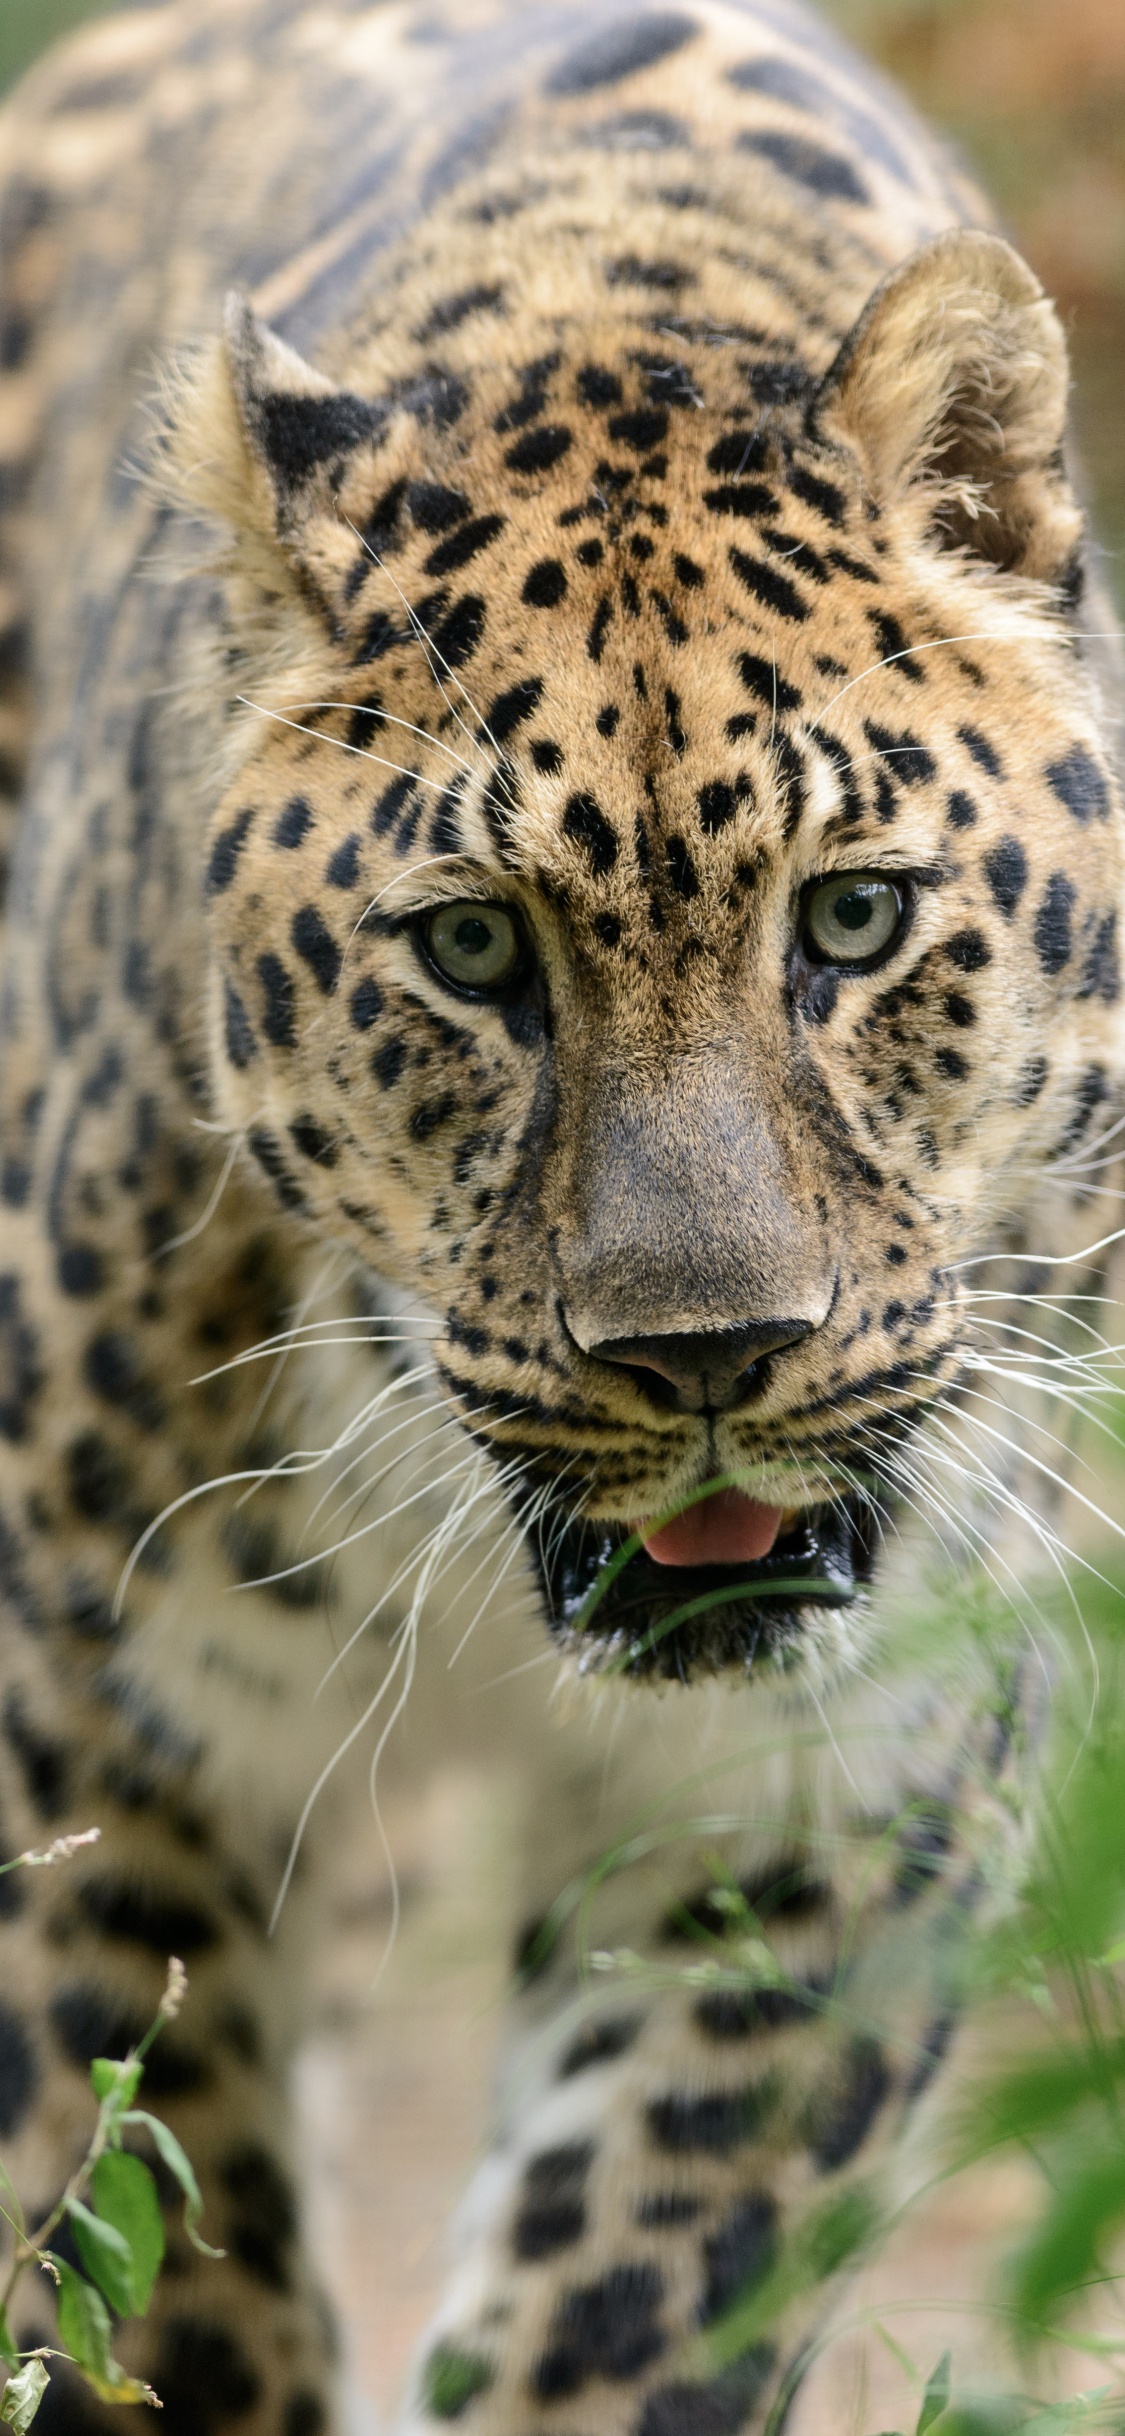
0 1648 350 2436
395 1694 1006 2436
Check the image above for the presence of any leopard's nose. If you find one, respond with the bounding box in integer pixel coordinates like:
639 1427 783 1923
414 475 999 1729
584 1318 815 1415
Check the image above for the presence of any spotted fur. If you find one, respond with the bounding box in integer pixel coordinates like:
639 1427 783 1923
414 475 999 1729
0 2 1122 2431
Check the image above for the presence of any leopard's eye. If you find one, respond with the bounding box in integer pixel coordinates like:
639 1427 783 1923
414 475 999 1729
802 873 906 968
423 900 525 994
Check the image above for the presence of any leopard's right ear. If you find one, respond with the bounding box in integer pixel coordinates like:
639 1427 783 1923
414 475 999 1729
162 293 388 573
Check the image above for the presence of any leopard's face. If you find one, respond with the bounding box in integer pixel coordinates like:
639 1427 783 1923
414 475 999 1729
196 261 1123 1680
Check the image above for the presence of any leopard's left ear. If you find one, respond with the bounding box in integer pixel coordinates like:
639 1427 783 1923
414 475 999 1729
163 294 386 557
816 230 1083 589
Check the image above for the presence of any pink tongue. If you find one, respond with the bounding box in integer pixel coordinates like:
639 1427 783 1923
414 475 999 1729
640 1490 784 1569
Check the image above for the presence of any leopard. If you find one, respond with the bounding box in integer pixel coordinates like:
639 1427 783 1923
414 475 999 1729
0 2 1123 2432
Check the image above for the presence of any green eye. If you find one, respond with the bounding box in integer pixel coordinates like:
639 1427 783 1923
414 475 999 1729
803 873 906 967
424 900 525 993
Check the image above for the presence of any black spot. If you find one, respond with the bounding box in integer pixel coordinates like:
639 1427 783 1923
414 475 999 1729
290 1115 338 1167
1033 872 1076 976
407 482 470 534
58 1245 104 1298
424 513 506 578
348 698 384 752
576 538 605 566
737 654 800 712
651 589 688 645
152 2316 263 2436
959 725 1003 778
547 13 699 95
0 1998 37 2135
372 1036 407 1090
283 2396 326 2436
694 1985 817 2040
704 482 775 519
247 1129 307 1215
221 2142 297 2293
596 703 621 737
431 593 487 669
730 550 808 622
513 2141 593 2260
943 992 975 1029
579 364 623 407
532 2262 666 2399
417 281 504 341
207 808 255 895
982 838 1028 918
563 791 619 875
738 126 869 202
946 790 977 830
531 738 564 775
257 391 385 488
495 352 561 433
272 796 313 849
50 1987 207 2097
1080 912 1120 1004
523 558 568 607
77 1877 220 1956
410 1094 457 1143
893 1807 953 1905
372 774 416 838
1016 1055 1049 1106
674 553 705 588
609 407 670 452
291 906 341 994
944 929 991 973
788 463 847 526
84 1331 163 1431
648 2084 774 2154
224 977 257 1070
708 430 769 477
607 253 693 292
506 426 573 475
638 2353 776 2436
870 611 924 681
635 2192 703 2228
67 1430 126 1523
665 688 687 754
257 953 296 1047
1046 743 1110 824
700 2193 779 2323
807 2037 892 2172
696 781 735 836
0 1274 41 1443
864 721 935 788
665 834 699 897
559 2015 641 2076
594 911 622 946
324 833 360 891
484 678 544 743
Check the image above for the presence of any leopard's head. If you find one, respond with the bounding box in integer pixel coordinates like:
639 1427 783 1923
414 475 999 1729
176 224 1124 1682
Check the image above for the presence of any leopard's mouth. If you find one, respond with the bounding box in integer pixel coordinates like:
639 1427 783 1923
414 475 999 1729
524 1493 881 1681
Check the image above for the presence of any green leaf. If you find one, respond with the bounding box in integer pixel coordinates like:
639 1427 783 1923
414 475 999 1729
918 2354 953 2436
66 2201 134 2319
48 2262 151 2408
89 2059 142 2114
92 2155 164 2315
120 2114 223 2258
0 2358 50 2432
0 2319 17 2375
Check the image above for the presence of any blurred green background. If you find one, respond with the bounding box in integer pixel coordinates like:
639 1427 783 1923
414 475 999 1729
3 0 1123 602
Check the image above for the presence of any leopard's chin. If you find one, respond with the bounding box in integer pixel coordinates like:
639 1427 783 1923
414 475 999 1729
525 1494 881 1682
